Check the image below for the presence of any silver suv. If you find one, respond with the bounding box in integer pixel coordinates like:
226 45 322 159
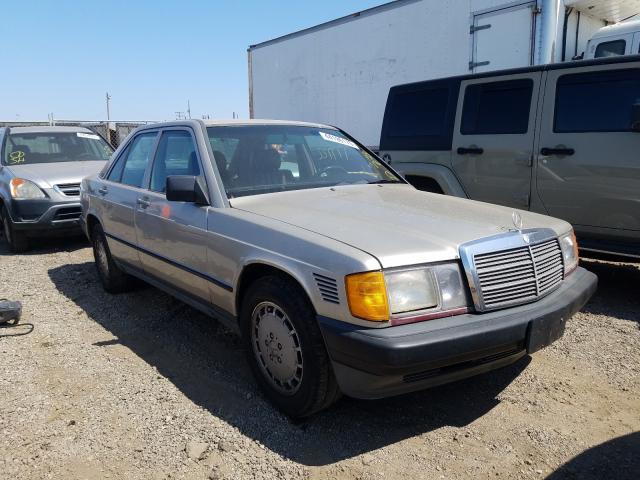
0 126 113 252
379 55 640 259
81 120 597 417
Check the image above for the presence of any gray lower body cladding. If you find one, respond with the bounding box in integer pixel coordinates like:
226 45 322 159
318 267 597 399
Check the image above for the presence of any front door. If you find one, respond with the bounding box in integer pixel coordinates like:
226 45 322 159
451 72 541 209
95 131 158 269
134 128 210 301
536 64 640 231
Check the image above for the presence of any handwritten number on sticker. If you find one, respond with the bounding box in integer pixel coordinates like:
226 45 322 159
9 151 26 164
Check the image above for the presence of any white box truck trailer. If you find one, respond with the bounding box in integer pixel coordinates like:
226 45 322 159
248 0 639 148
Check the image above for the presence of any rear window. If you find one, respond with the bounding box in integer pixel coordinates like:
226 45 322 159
554 69 640 133
594 40 626 58
380 80 459 151
461 79 533 135
3 131 113 165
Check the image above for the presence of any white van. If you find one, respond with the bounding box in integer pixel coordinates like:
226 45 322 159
585 19 640 59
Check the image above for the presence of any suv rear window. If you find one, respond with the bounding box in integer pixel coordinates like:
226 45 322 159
554 69 640 133
380 80 460 151
461 79 533 135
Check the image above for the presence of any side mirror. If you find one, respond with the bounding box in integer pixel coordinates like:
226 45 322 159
632 103 640 133
166 175 209 205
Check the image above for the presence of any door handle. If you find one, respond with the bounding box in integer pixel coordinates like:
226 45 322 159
137 198 150 209
98 186 108 195
457 147 484 155
540 147 575 156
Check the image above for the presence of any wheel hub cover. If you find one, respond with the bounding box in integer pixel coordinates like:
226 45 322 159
251 302 303 395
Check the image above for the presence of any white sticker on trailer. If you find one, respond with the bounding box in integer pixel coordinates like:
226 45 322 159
77 132 100 140
319 132 359 149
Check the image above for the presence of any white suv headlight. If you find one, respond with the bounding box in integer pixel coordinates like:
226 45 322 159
10 178 46 199
559 231 579 276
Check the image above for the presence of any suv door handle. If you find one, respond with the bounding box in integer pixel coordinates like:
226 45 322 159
540 147 575 156
137 197 150 209
98 186 108 195
457 147 484 155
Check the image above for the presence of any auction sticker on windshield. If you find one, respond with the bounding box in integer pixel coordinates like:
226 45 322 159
319 132 358 149
77 132 100 140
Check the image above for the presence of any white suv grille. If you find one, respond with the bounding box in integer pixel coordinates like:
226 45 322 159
55 183 81 197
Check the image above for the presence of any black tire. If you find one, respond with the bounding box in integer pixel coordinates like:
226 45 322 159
91 223 135 293
240 274 341 418
1 205 29 253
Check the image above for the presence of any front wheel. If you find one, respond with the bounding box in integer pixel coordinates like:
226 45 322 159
91 223 135 293
241 275 340 418
1 206 29 253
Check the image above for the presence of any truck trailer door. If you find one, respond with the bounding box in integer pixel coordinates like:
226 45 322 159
470 2 537 73
451 71 542 209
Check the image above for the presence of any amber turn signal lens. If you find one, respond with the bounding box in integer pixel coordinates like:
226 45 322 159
345 271 389 321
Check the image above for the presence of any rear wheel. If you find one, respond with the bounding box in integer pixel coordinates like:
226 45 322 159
91 223 135 293
241 275 341 418
1 206 29 253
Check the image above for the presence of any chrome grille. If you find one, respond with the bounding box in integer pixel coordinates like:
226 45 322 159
313 273 339 305
55 183 81 197
459 230 565 313
474 238 563 311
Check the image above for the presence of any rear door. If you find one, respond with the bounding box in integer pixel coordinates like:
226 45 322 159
536 63 640 231
470 2 536 73
134 128 210 301
95 131 158 268
451 71 541 208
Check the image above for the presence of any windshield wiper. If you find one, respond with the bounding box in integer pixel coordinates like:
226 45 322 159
367 179 404 184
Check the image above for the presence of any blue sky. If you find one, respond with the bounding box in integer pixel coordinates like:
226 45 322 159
0 0 385 122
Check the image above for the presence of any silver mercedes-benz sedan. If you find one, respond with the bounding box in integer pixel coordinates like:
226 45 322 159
0 126 113 252
81 119 597 418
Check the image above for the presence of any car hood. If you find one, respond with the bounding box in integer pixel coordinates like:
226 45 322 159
6 161 107 188
230 184 571 268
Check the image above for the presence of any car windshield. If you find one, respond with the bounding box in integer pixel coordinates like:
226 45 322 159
3 131 114 165
207 125 402 198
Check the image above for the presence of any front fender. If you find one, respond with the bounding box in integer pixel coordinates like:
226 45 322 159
393 162 468 198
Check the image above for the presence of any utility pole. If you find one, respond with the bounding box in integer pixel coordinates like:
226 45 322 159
106 92 111 122
187 100 191 119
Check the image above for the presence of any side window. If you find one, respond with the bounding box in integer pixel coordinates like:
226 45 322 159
594 40 626 58
461 79 533 135
106 146 128 181
554 69 640 133
117 132 157 187
150 130 200 193
380 80 459 151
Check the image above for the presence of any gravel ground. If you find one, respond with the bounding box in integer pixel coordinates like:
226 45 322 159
0 236 638 480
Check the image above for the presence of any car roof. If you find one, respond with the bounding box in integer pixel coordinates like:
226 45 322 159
8 126 94 134
389 54 640 92
591 19 640 39
136 119 335 131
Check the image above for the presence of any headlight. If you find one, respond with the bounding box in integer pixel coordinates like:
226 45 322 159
559 230 579 275
345 263 469 324
385 268 438 314
10 178 46 199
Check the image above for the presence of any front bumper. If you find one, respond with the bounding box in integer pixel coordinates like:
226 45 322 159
8 198 83 234
318 267 597 399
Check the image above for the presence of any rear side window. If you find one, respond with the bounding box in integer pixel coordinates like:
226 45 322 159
461 79 533 135
554 69 640 133
380 80 459 151
108 132 157 187
150 130 200 193
594 40 626 58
